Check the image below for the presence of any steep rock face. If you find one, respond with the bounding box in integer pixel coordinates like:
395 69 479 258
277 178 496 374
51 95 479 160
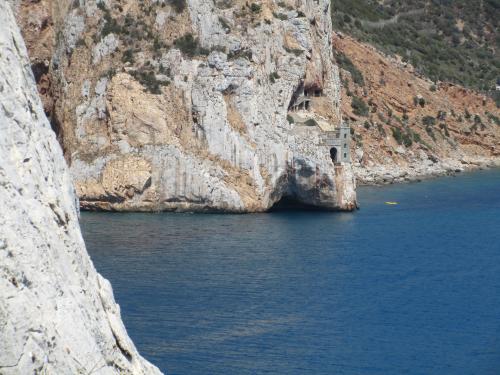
0 3 161 374
15 0 357 212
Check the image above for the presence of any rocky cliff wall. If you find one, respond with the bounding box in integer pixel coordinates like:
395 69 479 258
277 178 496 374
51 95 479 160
14 0 357 212
0 3 161 373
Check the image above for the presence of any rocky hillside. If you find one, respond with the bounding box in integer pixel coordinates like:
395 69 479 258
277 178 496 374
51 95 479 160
334 33 500 184
0 2 161 373
13 0 357 212
331 0 499 97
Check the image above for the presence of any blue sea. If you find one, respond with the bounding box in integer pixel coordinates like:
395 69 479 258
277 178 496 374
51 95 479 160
81 169 500 375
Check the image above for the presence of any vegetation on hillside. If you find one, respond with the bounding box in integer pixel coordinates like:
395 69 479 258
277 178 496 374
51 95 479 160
331 0 499 102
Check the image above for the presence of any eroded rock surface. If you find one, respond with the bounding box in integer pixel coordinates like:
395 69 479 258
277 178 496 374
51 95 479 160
14 0 357 212
0 3 162 373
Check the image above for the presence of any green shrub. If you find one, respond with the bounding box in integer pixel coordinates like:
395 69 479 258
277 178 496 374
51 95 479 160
215 0 232 9
439 123 450 137
492 91 500 108
402 133 413 147
76 38 86 48
169 0 186 13
333 50 365 86
392 126 414 147
159 64 171 76
273 12 288 20
269 71 280 83
437 110 447 121
174 34 197 56
211 45 227 53
122 49 135 64
97 1 106 11
425 125 436 141
422 116 436 126
351 96 369 117
413 131 422 143
174 34 207 57
250 3 261 13
131 70 167 95
287 114 295 124
331 0 499 92
377 123 386 136
153 37 166 52
106 68 116 80
486 112 500 126
277 1 294 10
285 47 303 56
228 48 252 60
391 127 402 143
101 12 121 36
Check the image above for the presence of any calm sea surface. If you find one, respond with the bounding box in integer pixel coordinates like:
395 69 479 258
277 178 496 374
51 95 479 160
81 169 500 375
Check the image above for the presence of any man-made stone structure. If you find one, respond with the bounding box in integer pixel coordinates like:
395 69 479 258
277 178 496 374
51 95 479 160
288 81 351 166
0 3 162 373
322 123 351 164
14 0 357 212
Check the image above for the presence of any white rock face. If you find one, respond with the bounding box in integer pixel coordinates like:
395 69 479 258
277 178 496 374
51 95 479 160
0 3 162 374
30 0 357 212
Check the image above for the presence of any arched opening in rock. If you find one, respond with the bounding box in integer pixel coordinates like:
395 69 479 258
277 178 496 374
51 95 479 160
288 81 325 112
269 196 329 212
330 147 338 163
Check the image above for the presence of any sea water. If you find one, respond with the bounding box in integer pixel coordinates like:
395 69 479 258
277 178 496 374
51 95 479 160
82 169 500 375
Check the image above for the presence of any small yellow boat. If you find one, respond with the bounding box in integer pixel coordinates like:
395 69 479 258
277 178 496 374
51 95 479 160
385 202 399 205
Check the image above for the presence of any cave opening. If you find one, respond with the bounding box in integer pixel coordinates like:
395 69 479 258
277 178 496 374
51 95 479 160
269 196 332 212
31 61 48 84
330 147 338 163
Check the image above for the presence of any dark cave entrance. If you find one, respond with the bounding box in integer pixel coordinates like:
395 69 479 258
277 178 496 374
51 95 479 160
31 62 49 85
330 147 338 163
269 196 332 212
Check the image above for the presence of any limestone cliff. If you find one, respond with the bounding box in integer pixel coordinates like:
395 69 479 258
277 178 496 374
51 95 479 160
14 0 357 212
0 3 161 373
334 34 500 185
